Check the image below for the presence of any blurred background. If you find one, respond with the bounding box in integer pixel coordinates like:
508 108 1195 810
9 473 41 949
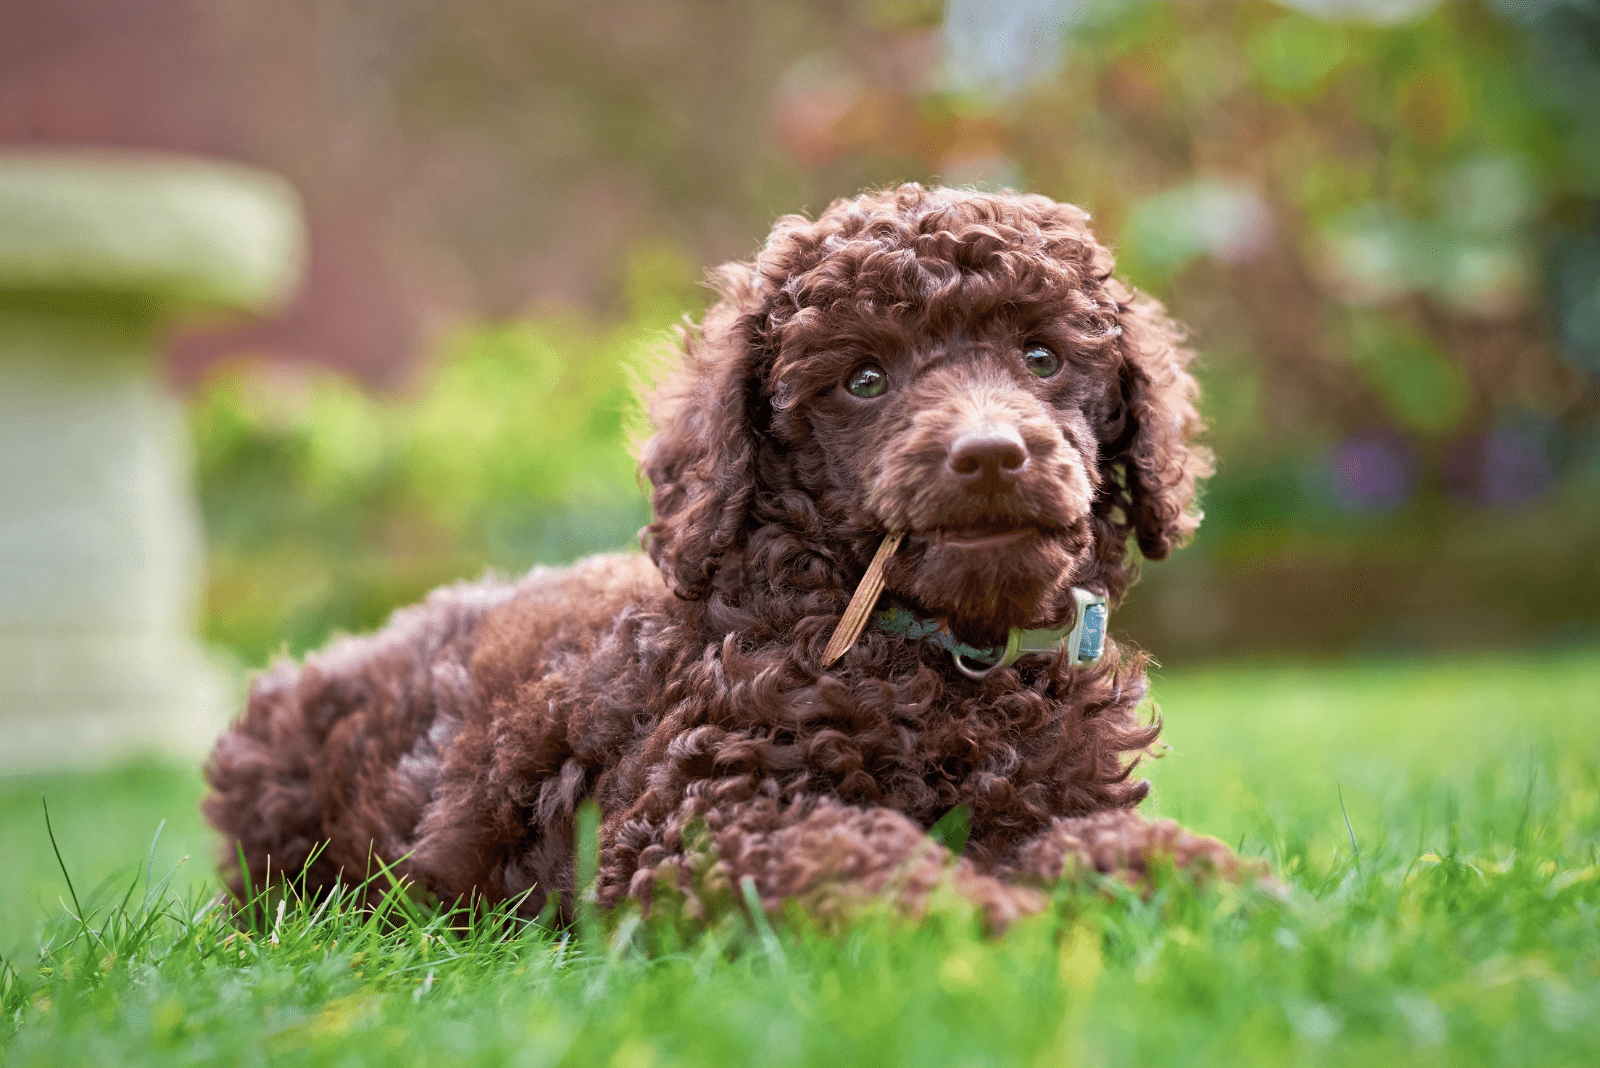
2 0 1597 769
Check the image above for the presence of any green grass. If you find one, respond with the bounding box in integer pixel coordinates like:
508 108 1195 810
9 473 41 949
3 649 1598 1066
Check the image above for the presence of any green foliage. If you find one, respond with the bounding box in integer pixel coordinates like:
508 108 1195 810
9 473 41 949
1247 15 1350 98
191 246 708 666
4 650 1598 1065
1341 313 1469 437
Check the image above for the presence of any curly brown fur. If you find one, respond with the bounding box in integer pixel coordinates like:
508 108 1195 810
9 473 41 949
205 184 1235 930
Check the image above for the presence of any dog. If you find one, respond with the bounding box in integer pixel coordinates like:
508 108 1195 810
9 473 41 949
204 184 1241 930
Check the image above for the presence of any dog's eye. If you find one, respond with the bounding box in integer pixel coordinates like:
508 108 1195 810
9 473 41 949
1022 345 1061 379
846 364 888 399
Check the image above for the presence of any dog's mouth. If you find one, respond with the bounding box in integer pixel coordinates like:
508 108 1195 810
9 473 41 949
932 521 1041 550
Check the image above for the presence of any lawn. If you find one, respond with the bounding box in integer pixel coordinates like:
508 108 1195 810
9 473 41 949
2 648 1597 1066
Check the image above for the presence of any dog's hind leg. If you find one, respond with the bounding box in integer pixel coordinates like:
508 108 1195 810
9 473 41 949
202 579 511 906
203 656 346 904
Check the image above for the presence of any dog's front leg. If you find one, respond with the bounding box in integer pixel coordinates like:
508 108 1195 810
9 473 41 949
617 791 1043 931
1005 808 1243 889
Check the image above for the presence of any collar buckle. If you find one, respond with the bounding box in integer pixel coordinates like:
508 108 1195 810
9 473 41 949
877 587 1109 681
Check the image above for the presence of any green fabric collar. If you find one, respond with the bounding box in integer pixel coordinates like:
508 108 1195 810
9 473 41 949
874 587 1108 680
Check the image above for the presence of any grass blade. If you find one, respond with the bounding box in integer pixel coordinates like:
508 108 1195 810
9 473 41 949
739 876 788 982
929 803 972 857
575 799 601 955
1338 785 1363 882
41 796 85 924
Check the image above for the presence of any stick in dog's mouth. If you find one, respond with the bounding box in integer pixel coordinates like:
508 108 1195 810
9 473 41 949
821 531 903 666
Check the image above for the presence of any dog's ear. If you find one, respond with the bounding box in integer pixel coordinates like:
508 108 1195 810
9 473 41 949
638 268 766 600
1097 286 1212 563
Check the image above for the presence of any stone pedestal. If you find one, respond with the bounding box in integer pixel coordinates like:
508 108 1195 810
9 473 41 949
0 153 303 771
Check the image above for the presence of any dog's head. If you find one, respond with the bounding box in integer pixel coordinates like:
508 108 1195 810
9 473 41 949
641 185 1209 643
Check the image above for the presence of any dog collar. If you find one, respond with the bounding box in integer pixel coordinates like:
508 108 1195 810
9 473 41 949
875 586 1108 681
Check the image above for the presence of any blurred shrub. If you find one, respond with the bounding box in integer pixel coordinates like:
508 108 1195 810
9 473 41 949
193 245 705 665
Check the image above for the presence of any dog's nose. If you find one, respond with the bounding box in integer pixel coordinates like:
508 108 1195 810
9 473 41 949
947 424 1028 493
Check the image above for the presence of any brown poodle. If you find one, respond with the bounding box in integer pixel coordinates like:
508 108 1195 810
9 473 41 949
204 184 1241 930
